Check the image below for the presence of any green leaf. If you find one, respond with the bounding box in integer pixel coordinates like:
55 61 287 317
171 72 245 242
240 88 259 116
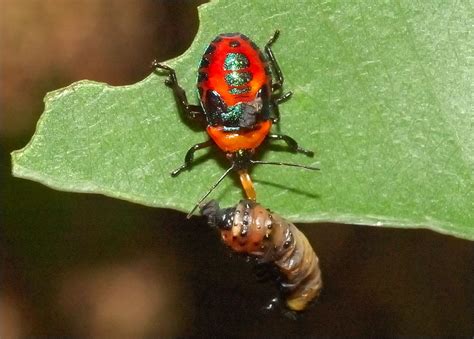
11 0 473 239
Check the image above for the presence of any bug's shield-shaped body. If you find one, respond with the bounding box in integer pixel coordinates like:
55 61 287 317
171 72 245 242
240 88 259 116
201 200 322 312
153 31 317 209
197 33 273 152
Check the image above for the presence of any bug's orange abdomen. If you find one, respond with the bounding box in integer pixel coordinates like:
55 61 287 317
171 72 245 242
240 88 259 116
206 120 272 152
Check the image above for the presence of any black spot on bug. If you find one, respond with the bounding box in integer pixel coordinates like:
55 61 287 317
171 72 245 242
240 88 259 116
199 56 210 68
229 40 240 47
204 44 216 55
197 71 208 83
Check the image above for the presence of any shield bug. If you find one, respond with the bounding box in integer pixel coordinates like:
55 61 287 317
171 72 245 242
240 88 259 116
153 31 318 217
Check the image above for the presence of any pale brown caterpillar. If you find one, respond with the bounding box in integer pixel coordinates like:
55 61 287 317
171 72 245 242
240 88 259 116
201 199 322 312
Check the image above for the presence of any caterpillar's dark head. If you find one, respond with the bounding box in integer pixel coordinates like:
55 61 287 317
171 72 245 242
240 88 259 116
200 200 235 230
200 199 258 230
201 199 269 255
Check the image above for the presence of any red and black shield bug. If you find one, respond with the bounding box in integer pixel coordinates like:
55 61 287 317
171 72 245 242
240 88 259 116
153 31 318 217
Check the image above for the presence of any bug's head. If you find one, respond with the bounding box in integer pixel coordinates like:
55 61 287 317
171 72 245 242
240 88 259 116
227 149 254 170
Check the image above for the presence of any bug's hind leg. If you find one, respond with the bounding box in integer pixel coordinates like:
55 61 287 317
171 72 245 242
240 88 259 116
152 61 203 120
267 134 314 157
171 140 213 177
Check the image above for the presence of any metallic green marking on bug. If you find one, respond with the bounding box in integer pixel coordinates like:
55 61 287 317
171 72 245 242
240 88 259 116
225 71 252 87
224 53 250 71
222 103 243 123
229 87 251 95
221 103 244 131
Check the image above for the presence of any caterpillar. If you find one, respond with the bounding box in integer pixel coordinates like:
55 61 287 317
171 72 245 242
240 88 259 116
201 199 322 312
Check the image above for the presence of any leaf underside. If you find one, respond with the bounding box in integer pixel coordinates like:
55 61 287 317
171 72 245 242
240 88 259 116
11 0 473 239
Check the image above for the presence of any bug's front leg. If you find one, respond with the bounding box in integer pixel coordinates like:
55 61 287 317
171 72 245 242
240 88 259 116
267 133 314 157
171 140 213 177
264 30 293 102
152 61 203 120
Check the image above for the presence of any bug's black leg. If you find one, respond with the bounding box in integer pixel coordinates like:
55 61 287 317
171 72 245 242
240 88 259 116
264 30 283 92
270 102 281 124
275 91 293 105
151 61 204 120
271 91 293 124
267 134 314 157
264 30 292 98
171 140 213 177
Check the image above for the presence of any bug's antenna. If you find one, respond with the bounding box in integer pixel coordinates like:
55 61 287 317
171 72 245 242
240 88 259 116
251 160 320 171
187 165 235 219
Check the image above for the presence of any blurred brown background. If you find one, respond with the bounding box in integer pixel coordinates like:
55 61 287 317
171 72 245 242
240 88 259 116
1 0 473 337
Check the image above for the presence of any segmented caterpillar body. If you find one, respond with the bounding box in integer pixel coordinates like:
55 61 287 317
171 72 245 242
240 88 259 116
201 199 322 312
